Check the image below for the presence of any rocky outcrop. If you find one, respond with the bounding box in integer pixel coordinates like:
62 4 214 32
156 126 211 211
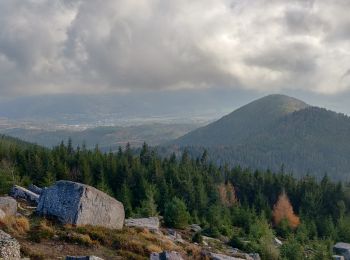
0 229 21 259
0 196 17 217
150 251 184 260
28 184 43 195
10 185 40 205
125 217 160 232
37 181 125 229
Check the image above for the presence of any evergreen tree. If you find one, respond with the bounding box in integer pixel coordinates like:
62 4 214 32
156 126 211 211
164 197 190 229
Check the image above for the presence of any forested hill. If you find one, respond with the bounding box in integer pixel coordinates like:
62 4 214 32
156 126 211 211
169 95 350 180
172 94 309 147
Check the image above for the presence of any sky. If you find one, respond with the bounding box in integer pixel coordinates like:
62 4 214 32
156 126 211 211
1 0 350 114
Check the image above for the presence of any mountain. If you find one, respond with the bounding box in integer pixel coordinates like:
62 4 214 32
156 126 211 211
170 94 350 180
173 94 309 146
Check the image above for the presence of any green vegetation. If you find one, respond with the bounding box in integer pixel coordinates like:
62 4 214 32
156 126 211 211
1 136 350 259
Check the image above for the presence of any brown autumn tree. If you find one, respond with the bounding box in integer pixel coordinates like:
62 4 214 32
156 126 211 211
218 183 237 207
272 192 300 229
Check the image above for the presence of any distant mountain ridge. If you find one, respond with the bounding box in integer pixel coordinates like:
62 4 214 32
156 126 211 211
170 94 350 180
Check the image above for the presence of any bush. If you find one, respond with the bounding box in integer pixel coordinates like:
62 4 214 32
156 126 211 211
276 218 292 238
192 232 203 244
280 237 304 260
164 197 190 229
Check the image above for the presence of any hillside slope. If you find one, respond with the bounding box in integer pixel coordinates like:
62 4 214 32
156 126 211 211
170 95 350 180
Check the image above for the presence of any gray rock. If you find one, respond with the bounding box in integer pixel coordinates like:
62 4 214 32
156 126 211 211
0 209 5 220
28 184 43 195
248 253 261 260
334 242 350 260
333 256 345 260
66 256 104 260
125 217 160 232
0 229 21 259
37 181 125 229
209 252 245 260
10 185 39 205
274 237 283 246
190 224 202 232
150 251 184 260
166 229 185 243
0 196 17 217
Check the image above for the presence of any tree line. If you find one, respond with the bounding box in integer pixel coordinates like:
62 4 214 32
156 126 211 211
0 136 350 259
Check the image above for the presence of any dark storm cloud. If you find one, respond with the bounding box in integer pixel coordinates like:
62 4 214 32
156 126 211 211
0 0 349 96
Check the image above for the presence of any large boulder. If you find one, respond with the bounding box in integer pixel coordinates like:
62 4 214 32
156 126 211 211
36 181 125 229
0 229 21 259
0 196 17 217
10 185 40 205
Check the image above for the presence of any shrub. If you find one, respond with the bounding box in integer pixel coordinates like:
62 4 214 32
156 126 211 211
192 232 203 244
280 237 304 260
164 197 190 229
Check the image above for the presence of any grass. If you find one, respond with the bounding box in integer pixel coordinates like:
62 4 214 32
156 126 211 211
0 216 30 236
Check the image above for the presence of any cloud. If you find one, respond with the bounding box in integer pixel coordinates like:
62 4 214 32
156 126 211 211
0 0 350 96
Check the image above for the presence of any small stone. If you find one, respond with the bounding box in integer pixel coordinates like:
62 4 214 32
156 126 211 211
66 256 104 260
248 253 261 260
150 251 184 260
190 224 202 232
209 252 245 260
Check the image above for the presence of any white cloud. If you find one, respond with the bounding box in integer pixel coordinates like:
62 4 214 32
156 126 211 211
0 0 350 96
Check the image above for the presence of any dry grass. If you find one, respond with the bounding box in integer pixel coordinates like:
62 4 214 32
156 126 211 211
59 232 96 247
0 216 30 236
69 225 183 258
2 215 195 259
29 219 55 242
184 243 203 259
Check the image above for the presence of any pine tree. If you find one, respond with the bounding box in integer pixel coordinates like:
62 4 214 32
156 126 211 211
136 185 158 217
